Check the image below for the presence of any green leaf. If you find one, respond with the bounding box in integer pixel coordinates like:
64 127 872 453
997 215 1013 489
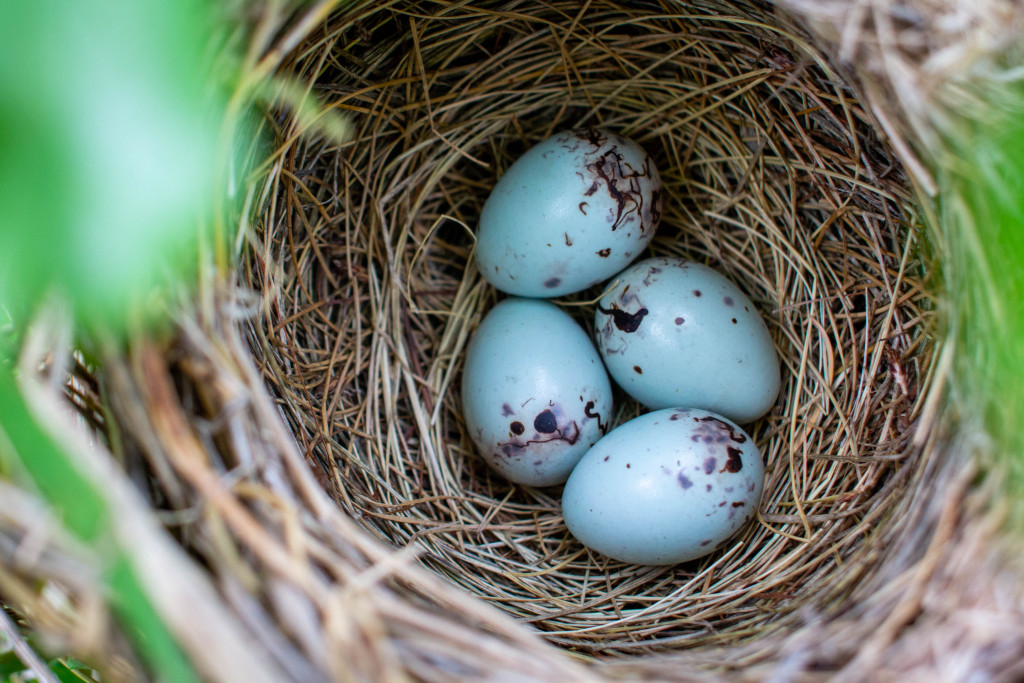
107 557 199 683
49 660 95 683
62 658 92 671
0 650 28 678
0 368 107 541
939 83 1024 518
0 367 198 681
254 75 352 143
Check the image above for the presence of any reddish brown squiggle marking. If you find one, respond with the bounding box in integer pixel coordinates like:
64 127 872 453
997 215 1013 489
696 415 747 444
582 128 605 147
584 400 608 433
572 129 657 233
498 421 581 457
586 149 635 231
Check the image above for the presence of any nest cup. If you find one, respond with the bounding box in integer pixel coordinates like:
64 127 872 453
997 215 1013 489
250 0 933 660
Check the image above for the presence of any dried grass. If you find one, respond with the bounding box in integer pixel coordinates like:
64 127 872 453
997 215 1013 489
248 0 932 656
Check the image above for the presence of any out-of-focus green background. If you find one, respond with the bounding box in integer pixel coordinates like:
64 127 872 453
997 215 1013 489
0 2 229 680
0 0 219 336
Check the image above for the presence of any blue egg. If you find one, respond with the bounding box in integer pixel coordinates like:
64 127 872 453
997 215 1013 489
595 257 781 423
461 298 613 486
475 129 662 297
562 408 765 565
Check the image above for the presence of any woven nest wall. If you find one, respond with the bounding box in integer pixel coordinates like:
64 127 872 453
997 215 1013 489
248 0 936 663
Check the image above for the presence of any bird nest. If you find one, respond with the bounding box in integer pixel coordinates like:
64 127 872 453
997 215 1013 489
247 0 934 659
13 0 1024 680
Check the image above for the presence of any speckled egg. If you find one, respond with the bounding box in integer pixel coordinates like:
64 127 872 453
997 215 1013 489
475 128 662 298
595 256 780 423
562 408 764 565
461 297 613 486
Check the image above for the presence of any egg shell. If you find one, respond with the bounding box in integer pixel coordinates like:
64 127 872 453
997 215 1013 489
461 297 614 486
562 408 764 565
475 128 662 297
595 256 781 423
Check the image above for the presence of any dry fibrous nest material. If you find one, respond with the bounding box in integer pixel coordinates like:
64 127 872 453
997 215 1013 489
248 0 935 657
8 0 1024 681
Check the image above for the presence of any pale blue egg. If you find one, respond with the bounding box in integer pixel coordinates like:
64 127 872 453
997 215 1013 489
595 257 781 423
562 408 764 565
475 129 662 297
461 297 613 486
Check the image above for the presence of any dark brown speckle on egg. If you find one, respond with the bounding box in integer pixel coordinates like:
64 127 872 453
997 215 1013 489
534 409 558 433
722 446 743 473
597 303 649 333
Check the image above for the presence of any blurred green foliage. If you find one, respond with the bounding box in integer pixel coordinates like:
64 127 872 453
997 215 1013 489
0 0 349 678
941 84 1024 514
0 0 221 334
0 1 237 680
0 650 95 682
